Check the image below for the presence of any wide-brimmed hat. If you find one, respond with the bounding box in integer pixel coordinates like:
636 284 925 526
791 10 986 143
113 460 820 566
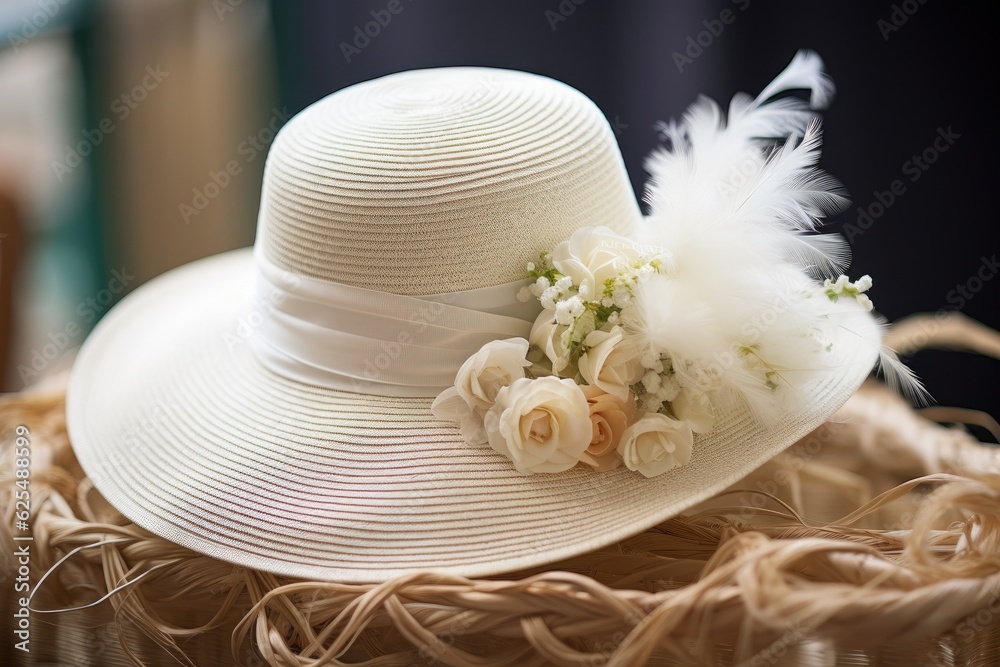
67 56 894 583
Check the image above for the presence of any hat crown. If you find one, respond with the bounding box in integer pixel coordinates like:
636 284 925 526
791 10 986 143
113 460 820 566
255 67 640 295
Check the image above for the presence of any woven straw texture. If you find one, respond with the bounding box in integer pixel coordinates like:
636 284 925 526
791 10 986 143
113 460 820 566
258 67 640 293
2 313 999 666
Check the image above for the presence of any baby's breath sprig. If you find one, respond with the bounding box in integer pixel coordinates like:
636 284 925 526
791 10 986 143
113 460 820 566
518 252 577 307
520 249 671 380
631 349 680 415
823 274 873 311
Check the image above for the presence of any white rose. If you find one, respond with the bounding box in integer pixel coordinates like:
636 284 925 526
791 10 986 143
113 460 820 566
484 377 591 474
431 338 530 445
671 387 716 434
528 309 571 374
551 226 639 296
578 326 643 400
617 413 693 478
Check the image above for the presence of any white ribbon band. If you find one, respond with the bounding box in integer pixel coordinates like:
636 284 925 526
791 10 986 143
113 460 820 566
249 251 540 397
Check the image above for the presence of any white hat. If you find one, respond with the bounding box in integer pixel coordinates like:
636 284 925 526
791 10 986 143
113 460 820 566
66 55 897 583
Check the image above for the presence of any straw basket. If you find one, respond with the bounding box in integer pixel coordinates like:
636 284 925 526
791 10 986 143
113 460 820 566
3 312 999 666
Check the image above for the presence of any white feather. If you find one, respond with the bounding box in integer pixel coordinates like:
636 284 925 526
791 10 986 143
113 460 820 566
633 51 924 423
756 49 835 109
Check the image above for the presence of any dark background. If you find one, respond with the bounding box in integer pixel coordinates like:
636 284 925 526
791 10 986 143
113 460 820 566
271 1 998 423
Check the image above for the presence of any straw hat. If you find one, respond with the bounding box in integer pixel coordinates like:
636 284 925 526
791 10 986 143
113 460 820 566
66 61 884 583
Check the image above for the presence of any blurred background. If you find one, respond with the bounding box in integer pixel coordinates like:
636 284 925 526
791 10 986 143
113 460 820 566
0 1 996 423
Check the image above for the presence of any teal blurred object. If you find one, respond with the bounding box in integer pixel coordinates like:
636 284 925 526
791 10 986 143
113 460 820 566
1 0 106 390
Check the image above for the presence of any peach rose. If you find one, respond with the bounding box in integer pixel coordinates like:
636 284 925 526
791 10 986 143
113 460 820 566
578 385 635 471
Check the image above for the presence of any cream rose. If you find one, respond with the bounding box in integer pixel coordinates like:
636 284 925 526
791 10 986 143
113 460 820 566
671 387 716 434
578 326 643 400
579 385 634 471
551 226 638 296
528 309 572 374
617 413 693 478
484 377 591 474
431 338 530 445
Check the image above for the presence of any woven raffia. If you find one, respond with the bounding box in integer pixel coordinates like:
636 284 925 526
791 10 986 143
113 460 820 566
2 311 999 666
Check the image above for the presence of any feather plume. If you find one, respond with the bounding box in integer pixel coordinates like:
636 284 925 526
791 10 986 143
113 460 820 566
756 49 835 109
634 50 926 423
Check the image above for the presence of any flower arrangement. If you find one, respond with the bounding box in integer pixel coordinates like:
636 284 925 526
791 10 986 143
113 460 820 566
433 226 880 478
432 51 922 478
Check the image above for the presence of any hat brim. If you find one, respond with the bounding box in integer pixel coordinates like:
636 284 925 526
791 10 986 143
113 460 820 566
67 248 879 583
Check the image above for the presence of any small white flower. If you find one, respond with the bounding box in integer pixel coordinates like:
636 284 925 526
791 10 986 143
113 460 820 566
601 296 614 308
825 274 874 310
516 286 533 303
617 413 693 478
554 275 573 292
540 286 559 310
822 276 840 294
655 374 680 403
611 287 631 309
578 283 591 300
554 300 574 326
484 377 591 475
530 276 551 299
639 348 664 374
566 296 586 319
526 262 535 272
641 370 661 394
607 311 620 326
